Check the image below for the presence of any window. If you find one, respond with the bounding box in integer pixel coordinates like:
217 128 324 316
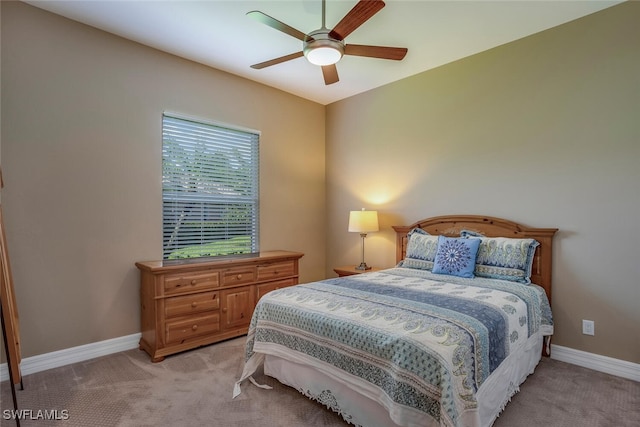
162 113 259 260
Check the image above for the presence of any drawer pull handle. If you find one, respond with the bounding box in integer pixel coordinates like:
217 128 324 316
222 308 228 313
191 302 198 308
192 324 198 331
191 280 197 285
236 274 242 280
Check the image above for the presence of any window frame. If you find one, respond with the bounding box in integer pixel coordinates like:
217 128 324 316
161 112 260 261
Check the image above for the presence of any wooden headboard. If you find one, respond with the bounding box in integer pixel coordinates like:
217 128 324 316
392 215 558 303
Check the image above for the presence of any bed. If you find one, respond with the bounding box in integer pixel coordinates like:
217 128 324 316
234 215 558 427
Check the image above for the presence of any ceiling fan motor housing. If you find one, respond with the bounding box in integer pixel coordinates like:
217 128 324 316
303 29 345 66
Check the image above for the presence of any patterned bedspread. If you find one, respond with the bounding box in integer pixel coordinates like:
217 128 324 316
237 267 553 426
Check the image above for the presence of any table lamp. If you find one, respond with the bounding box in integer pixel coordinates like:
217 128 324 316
348 209 379 270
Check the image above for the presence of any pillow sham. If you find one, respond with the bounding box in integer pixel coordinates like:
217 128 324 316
459 229 484 238
432 235 481 278
398 228 439 271
460 229 539 284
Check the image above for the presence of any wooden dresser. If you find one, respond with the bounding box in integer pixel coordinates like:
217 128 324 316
135 250 304 362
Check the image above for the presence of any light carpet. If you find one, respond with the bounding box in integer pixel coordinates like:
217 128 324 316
1 337 638 426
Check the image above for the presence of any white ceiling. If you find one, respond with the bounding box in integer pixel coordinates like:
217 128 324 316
25 0 622 105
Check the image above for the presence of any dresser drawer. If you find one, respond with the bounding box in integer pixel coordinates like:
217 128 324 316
165 291 219 318
256 278 296 302
221 267 256 286
164 271 220 295
165 313 220 344
257 260 295 281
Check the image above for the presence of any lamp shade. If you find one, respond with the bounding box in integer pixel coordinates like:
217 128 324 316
348 210 379 233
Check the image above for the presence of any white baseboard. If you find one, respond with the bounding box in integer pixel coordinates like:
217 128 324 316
2 336 637 384
551 344 640 382
1 333 141 383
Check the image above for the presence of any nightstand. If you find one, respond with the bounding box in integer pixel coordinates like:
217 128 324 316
334 265 383 277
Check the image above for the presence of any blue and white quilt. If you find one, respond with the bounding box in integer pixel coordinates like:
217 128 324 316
236 267 553 426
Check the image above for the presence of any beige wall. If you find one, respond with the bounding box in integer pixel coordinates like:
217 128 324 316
1 1 325 358
326 2 639 364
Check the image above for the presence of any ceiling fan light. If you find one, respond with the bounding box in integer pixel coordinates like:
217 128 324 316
306 45 342 66
303 32 345 66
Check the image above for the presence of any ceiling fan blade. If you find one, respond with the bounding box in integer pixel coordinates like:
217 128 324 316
250 52 304 69
321 64 339 85
329 0 385 41
247 10 308 41
344 44 407 60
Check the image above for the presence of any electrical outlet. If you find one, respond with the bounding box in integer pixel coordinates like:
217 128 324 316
582 319 595 336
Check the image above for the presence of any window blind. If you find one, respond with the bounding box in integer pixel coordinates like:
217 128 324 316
162 114 259 260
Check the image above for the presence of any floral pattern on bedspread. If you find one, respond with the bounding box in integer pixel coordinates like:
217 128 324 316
242 267 553 427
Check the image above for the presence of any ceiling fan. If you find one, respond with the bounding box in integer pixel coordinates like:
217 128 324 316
247 0 408 85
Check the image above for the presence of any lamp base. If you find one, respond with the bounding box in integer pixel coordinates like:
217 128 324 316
355 262 371 271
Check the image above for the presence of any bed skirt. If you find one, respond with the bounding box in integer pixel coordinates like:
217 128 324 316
262 331 545 427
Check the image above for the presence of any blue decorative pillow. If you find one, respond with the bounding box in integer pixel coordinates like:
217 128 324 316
398 228 439 271
432 236 481 278
460 230 539 284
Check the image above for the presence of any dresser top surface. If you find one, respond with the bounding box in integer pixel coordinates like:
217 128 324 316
136 250 304 273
